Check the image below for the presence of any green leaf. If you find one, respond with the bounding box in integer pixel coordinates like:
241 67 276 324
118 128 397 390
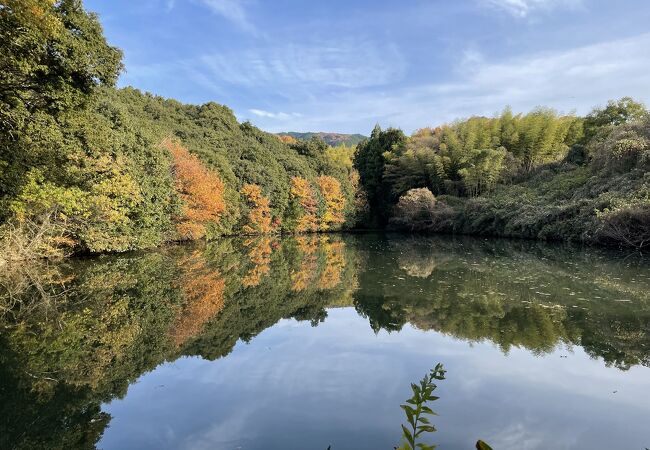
402 424 414 446
476 440 494 450
401 405 416 415
402 407 415 428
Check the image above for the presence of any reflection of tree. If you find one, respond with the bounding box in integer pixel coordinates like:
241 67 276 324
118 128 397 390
0 252 183 449
170 251 226 347
0 235 358 449
0 339 110 450
291 235 320 291
393 237 441 278
187 235 358 358
1 234 649 449
352 235 650 368
241 237 274 288
318 237 345 289
580 313 650 370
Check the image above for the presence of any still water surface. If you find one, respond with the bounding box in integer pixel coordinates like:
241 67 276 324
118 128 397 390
1 234 649 449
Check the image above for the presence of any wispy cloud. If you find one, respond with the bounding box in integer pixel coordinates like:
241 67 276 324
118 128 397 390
194 39 406 90
197 0 256 33
481 0 584 17
250 32 650 133
249 109 302 120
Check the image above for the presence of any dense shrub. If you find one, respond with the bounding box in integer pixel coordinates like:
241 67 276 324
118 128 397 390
390 188 437 231
597 201 650 249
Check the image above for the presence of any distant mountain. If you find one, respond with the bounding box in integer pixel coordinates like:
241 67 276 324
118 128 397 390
277 132 367 147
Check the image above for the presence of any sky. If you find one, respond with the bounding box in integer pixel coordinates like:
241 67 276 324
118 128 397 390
85 0 650 135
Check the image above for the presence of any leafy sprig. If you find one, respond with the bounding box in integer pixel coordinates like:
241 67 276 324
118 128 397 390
397 363 447 450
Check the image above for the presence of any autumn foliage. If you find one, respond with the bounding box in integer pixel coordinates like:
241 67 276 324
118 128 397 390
316 175 346 230
240 183 273 234
241 237 274 287
165 139 226 240
170 251 226 347
318 237 345 289
291 236 319 291
277 135 298 144
289 177 319 233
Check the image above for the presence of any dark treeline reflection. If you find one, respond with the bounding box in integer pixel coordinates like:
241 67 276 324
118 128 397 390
1 235 649 449
353 235 650 369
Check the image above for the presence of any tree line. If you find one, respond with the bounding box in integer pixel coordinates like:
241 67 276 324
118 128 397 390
353 99 649 247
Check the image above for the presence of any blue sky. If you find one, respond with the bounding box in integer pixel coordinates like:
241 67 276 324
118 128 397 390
86 0 650 135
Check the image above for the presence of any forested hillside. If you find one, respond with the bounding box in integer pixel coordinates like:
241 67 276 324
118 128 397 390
0 0 361 257
355 99 650 248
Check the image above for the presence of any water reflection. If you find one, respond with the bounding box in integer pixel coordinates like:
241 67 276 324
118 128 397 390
0 234 648 449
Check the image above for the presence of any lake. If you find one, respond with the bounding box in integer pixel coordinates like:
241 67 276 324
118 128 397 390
1 234 649 450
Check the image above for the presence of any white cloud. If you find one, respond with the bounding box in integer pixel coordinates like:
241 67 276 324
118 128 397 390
249 33 650 133
249 109 302 120
195 39 406 90
481 0 583 17
120 28 650 135
197 0 255 33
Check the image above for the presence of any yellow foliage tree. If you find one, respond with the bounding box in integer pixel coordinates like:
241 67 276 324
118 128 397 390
0 0 63 38
316 175 346 230
240 183 273 234
164 139 226 240
289 176 318 233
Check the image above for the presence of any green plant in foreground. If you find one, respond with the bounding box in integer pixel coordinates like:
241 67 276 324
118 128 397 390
396 364 494 450
475 440 494 450
397 363 447 450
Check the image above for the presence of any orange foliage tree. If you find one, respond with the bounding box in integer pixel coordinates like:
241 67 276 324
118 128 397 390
277 135 298 144
289 176 318 233
164 138 226 240
240 183 273 234
316 175 346 230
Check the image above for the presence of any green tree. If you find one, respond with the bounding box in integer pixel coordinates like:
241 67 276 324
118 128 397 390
0 0 123 217
353 125 407 225
583 97 648 141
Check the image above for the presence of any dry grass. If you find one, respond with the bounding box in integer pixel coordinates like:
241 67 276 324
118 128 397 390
598 205 650 249
0 214 74 267
0 215 75 318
